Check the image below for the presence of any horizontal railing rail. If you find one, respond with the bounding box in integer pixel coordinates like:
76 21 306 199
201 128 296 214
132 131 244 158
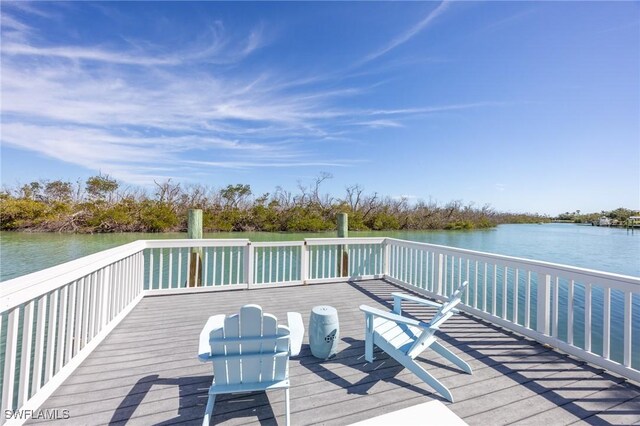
1 236 639 424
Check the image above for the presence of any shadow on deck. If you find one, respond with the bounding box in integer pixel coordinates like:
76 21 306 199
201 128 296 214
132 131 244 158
31 280 640 425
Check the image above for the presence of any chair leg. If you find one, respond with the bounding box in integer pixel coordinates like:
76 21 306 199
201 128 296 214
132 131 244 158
364 315 374 362
397 354 455 402
203 394 216 426
284 388 290 426
431 341 472 374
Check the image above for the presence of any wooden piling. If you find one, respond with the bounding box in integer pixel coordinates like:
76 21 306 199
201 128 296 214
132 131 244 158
337 213 348 277
188 209 203 287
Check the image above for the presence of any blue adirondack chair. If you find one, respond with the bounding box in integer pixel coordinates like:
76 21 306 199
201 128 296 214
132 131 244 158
198 305 292 426
359 281 472 402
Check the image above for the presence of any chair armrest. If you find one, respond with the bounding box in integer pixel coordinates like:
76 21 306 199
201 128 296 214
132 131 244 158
391 292 442 309
198 314 226 362
287 312 304 357
359 305 428 329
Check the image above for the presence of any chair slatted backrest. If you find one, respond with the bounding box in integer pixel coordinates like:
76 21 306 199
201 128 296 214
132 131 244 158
210 305 290 386
430 280 469 328
407 281 469 358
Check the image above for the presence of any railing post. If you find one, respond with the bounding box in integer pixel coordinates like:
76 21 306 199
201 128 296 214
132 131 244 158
435 253 444 295
536 273 551 335
188 209 203 287
301 242 309 284
245 242 254 288
337 213 349 277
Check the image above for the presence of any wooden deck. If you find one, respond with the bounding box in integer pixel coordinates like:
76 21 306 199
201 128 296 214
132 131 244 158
32 280 640 425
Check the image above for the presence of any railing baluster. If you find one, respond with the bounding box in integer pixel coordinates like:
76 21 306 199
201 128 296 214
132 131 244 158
525 271 531 328
55 286 68 372
99 269 109 328
415 248 419 285
168 250 174 288
567 279 574 345
552 277 559 338
393 245 397 279
301 242 309 283
585 282 592 352
2 308 19 412
18 301 34 407
158 249 164 289
66 282 77 363
459 258 463 294
474 261 479 308
374 245 379 276
492 265 498 316
482 263 488 311
502 266 508 320
537 273 551 335
212 248 217 285
261 248 266 284
45 289 59 380
419 250 424 288
236 247 241 284
603 286 611 359
513 269 519 324
289 248 293 281
220 249 225 285
204 249 209 286
89 272 98 340
624 291 632 367
186 246 192 287
32 295 47 394
177 249 183 288
409 248 414 284
404 247 409 284
277 248 281 282
465 260 470 305
74 279 84 357
115 259 121 311
149 249 154 290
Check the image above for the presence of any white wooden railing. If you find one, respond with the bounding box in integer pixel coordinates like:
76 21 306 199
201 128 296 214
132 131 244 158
0 241 145 425
1 237 639 424
383 238 640 383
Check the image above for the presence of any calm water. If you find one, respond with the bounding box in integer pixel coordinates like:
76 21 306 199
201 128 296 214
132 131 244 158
1 223 638 281
1 224 639 368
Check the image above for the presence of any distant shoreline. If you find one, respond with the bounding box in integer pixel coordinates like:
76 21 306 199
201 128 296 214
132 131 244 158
1 177 548 234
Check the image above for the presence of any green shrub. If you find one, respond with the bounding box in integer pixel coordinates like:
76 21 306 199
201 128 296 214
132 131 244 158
0 198 49 229
285 207 332 232
367 211 400 230
139 202 178 232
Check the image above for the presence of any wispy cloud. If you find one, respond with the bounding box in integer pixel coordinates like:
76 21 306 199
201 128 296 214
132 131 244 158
354 119 404 129
1 42 181 66
0 3 503 186
356 1 450 67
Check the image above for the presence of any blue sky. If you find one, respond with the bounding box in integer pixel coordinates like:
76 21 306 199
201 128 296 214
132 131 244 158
1 1 638 215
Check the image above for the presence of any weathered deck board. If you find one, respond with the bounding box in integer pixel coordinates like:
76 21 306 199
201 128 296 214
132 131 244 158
30 280 640 425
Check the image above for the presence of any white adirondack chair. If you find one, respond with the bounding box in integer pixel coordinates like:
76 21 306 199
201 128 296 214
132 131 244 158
359 281 472 402
199 305 292 426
